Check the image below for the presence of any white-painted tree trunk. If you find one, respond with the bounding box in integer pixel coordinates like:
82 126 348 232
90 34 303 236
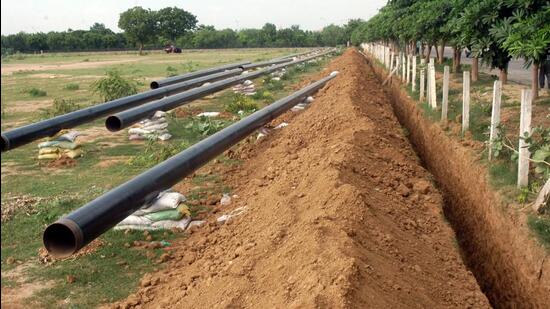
412 56 417 92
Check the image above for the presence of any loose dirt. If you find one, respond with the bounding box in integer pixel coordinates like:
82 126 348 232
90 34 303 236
111 50 489 308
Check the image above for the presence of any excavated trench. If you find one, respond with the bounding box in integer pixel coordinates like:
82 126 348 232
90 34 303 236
365 57 550 308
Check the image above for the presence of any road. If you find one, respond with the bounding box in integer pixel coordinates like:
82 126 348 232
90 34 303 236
440 47 532 85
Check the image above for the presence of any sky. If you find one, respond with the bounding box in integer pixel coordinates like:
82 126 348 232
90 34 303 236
0 0 386 35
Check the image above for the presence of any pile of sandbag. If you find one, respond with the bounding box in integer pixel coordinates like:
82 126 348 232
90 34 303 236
115 190 192 231
128 111 172 141
232 80 256 96
38 131 83 160
270 68 286 81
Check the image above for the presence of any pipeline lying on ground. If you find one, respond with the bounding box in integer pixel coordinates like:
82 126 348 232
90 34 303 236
150 61 250 89
0 69 244 152
1 51 322 152
240 58 293 70
43 72 338 257
105 49 335 132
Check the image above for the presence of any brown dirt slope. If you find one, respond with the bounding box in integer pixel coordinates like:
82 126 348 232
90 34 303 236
112 50 489 308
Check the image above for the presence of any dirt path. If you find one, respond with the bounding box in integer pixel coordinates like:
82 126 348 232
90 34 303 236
1 59 140 75
111 50 489 308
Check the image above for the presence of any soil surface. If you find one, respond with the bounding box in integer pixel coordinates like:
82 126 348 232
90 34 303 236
111 50 489 308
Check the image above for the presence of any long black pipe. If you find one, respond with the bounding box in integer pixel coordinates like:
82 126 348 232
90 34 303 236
0 68 245 152
105 49 335 132
43 72 338 257
240 58 292 70
150 61 250 89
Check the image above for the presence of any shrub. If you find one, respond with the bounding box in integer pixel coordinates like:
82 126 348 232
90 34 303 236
91 69 138 102
251 89 274 103
39 98 80 119
166 66 178 77
129 140 189 168
225 94 259 114
63 83 80 91
27 87 47 97
263 77 284 91
185 116 231 136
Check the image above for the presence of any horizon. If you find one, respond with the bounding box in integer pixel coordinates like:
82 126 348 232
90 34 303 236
0 0 386 35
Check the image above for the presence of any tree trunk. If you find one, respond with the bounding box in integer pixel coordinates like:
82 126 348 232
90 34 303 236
420 43 425 57
139 43 144 55
472 57 479 82
499 68 508 84
438 42 445 64
425 45 432 62
435 44 440 62
452 47 461 73
532 63 539 99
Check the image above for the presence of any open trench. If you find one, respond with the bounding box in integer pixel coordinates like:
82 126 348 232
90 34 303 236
365 55 550 308
113 49 548 309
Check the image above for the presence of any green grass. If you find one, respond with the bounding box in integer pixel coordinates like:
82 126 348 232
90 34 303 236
1 48 329 307
527 215 550 250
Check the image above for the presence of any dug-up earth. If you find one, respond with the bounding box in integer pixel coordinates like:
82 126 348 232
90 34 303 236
112 50 490 308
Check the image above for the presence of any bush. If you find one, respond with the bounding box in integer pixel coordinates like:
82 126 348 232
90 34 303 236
166 66 178 77
225 94 259 114
27 87 47 97
39 98 80 119
63 83 80 91
263 76 284 91
185 116 231 136
91 70 138 102
251 89 274 103
129 140 189 168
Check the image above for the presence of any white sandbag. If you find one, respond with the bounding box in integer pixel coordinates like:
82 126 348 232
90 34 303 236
57 131 81 142
305 96 314 103
243 80 253 86
217 207 247 224
151 217 191 230
197 112 220 118
220 194 231 206
158 133 172 141
114 224 156 231
140 118 166 126
119 215 152 226
272 77 281 81
274 122 288 129
142 122 168 131
129 128 153 135
136 191 186 215
129 134 146 141
187 220 206 230
152 111 167 119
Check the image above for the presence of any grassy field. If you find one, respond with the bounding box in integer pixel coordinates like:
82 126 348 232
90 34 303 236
0 48 333 308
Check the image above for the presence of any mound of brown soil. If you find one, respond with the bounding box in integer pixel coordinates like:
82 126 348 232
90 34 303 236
111 50 489 308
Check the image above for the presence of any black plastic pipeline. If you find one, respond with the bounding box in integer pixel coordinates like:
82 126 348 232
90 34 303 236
43 72 338 257
241 58 293 70
0 69 244 152
105 49 335 132
150 61 250 89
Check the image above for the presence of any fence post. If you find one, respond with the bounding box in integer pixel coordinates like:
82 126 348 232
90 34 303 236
429 60 437 108
412 56 417 92
390 52 394 71
420 59 426 101
441 65 450 121
488 81 502 160
462 71 470 133
406 55 411 84
518 89 532 188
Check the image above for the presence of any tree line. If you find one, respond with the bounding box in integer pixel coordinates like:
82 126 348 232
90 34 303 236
1 6 357 55
350 0 550 98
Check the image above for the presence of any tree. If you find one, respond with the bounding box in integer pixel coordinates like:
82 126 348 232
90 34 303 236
261 23 277 47
156 7 197 43
118 6 156 54
491 1 550 98
320 25 346 46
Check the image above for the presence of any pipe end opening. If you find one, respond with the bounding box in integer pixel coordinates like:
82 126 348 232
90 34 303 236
105 116 123 132
1 134 8 152
150 81 160 89
43 222 79 258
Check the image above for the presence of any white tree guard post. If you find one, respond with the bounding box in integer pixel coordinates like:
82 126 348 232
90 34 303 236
488 81 502 160
462 71 470 133
420 68 426 101
412 56 417 92
518 89 532 188
441 66 450 121
430 64 437 108
533 178 550 212
390 52 394 71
